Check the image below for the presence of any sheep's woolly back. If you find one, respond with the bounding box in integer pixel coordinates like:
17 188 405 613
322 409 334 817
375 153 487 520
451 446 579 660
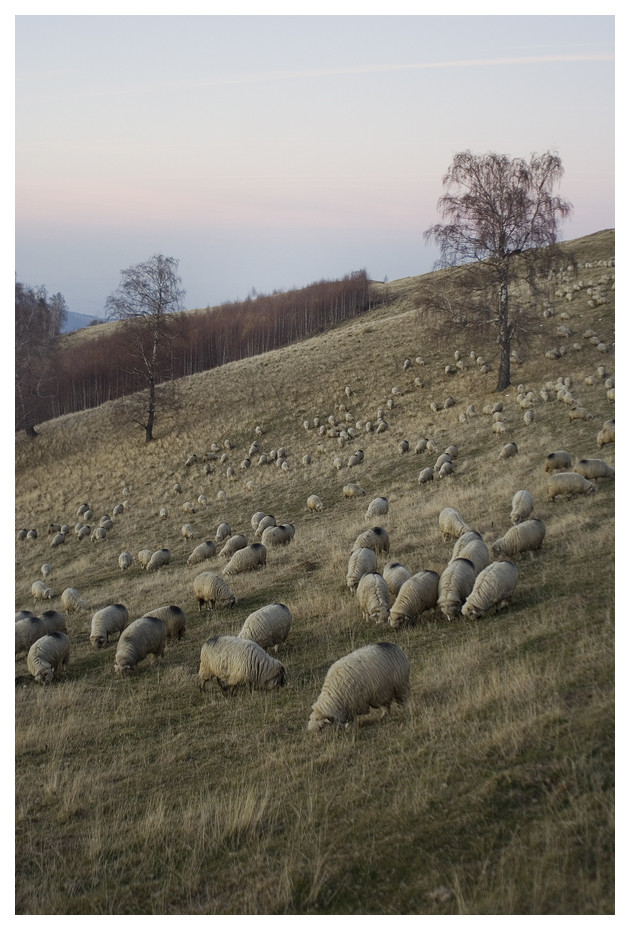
114 616 166 673
437 558 477 620
450 531 490 574
142 605 186 639
187 540 216 565
219 534 248 559
573 459 615 480
146 549 171 572
492 519 546 558
90 604 129 647
356 573 390 624
389 571 440 628
193 572 237 610
351 526 390 555
198 635 286 691
438 507 470 540
547 472 596 500
16 612 67 655
61 587 87 612
27 632 70 684
510 490 535 525
461 561 519 620
308 642 410 730
346 547 378 592
382 561 412 599
237 604 292 650
223 544 267 575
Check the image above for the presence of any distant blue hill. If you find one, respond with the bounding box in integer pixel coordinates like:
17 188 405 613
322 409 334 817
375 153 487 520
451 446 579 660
61 310 104 333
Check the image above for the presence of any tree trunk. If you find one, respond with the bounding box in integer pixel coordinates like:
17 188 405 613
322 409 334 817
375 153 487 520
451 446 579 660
145 377 156 443
496 265 511 391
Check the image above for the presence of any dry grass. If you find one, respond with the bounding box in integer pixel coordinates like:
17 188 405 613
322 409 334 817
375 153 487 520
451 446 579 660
15 230 614 914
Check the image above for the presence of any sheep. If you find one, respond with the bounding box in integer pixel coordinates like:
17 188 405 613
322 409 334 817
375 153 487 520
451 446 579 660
90 604 130 648
356 573 391 625
223 543 267 575
181 523 196 540
304 493 324 515
545 451 572 472
510 490 535 525
118 551 132 571
91 527 106 543
142 605 186 640
77 525 91 541
461 561 519 620
40 563 52 579
438 461 453 479
343 483 366 498
31 580 53 602
438 507 470 541
238 604 292 652
573 459 615 481
114 616 167 675
219 534 248 559
27 632 70 684
50 532 66 549
365 497 389 520
352 526 390 556
254 514 276 537
145 548 171 573
569 406 594 422
450 531 490 574
398 440 410 454
437 558 477 621
307 642 410 731
346 547 379 593
547 472 596 501
597 419 615 448
187 540 217 565
491 519 546 559
60 587 88 615
47 523 62 535
198 635 286 692
389 571 440 628
215 522 231 543
137 548 153 569
382 561 412 600
16 610 67 655
261 524 294 547
498 442 518 460
193 572 238 611
418 467 434 484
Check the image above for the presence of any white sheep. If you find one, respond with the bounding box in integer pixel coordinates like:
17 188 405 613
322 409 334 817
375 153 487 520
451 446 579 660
40 563 52 579
307 494 324 513
198 635 286 692
91 527 106 543
16 610 67 655
356 572 391 625
90 604 130 648
382 561 412 600
60 587 88 615
597 419 615 448
238 604 292 651
418 467 434 484
219 534 248 559
365 497 389 520
50 532 66 548
261 524 295 547
31 580 53 602
118 551 133 571
437 558 477 621
438 507 470 541
181 523 196 540
187 540 217 565
307 642 410 731
137 548 153 569
510 490 535 525
346 547 379 593
223 543 267 575
142 605 186 640
114 616 167 675
449 531 490 574
250 511 267 531
573 459 615 481
254 515 276 537
145 548 171 572
498 443 518 460
193 572 238 611
343 482 366 498
159 507 168 520
545 450 572 472
351 526 390 556
27 631 70 684
215 522 231 543
569 406 593 421
389 571 440 628
491 519 546 559
547 472 596 502
461 561 519 620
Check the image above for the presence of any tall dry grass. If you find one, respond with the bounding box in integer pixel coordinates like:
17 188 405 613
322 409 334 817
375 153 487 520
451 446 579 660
15 230 614 914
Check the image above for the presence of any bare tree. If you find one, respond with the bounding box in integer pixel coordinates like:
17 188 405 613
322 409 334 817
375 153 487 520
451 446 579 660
15 282 63 436
424 151 573 390
105 254 185 442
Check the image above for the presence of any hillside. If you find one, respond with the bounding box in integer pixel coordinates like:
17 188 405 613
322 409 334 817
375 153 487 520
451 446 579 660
15 229 614 914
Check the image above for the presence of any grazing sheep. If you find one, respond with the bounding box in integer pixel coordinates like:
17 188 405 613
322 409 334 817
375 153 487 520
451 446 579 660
437 558 477 621
145 548 171 572
142 605 186 640
50 532 66 548
352 526 390 556
261 523 295 548
461 561 519 620
573 459 615 481
27 632 70 684
545 451 572 472
254 515 276 537
251 511 267 531
40 563 52 579
181 523 196 540
90 527 106 543
114 616 167 675
307 642 410 731
449 531 490 575
215 522 231 543
389 571 440 628
382 561 412 600
219 534 248 559
198 635 286 692
26 529 38 540
343 483 366 498
223 542 267 575
16 610 67 655
47 523 62 535
510 490 535 525
547 472 596 501
307 494 324 513
60 587 88 615
365 497 389 520
491 519 546 559
418 467 434 484
118 551 133 571
398 440 410 454
356 573 391 625
187 540 217 565
159 507 168 520
238 604 292 651
569 406 594 421
193 572 238 612
498 442 518 460
438 507 470 541
597 419 615 449
137 548 153 569
31 580 53 602
90 604 130 648
346 547 379 593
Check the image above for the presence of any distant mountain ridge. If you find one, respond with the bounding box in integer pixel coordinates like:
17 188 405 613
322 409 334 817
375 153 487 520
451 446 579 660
61 310 103 333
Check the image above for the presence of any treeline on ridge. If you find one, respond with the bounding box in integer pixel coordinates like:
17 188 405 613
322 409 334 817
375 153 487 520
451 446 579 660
17 270 372 427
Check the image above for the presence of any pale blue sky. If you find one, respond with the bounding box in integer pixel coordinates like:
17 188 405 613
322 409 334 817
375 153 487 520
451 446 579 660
14 12 615 317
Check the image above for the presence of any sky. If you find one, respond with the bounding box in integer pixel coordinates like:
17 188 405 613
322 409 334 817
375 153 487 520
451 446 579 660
14 8 615 319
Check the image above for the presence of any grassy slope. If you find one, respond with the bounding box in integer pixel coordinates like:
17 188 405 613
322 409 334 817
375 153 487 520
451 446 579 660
15 230 614 914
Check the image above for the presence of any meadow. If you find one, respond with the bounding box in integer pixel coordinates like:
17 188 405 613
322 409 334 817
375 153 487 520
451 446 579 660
15 230 614 914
